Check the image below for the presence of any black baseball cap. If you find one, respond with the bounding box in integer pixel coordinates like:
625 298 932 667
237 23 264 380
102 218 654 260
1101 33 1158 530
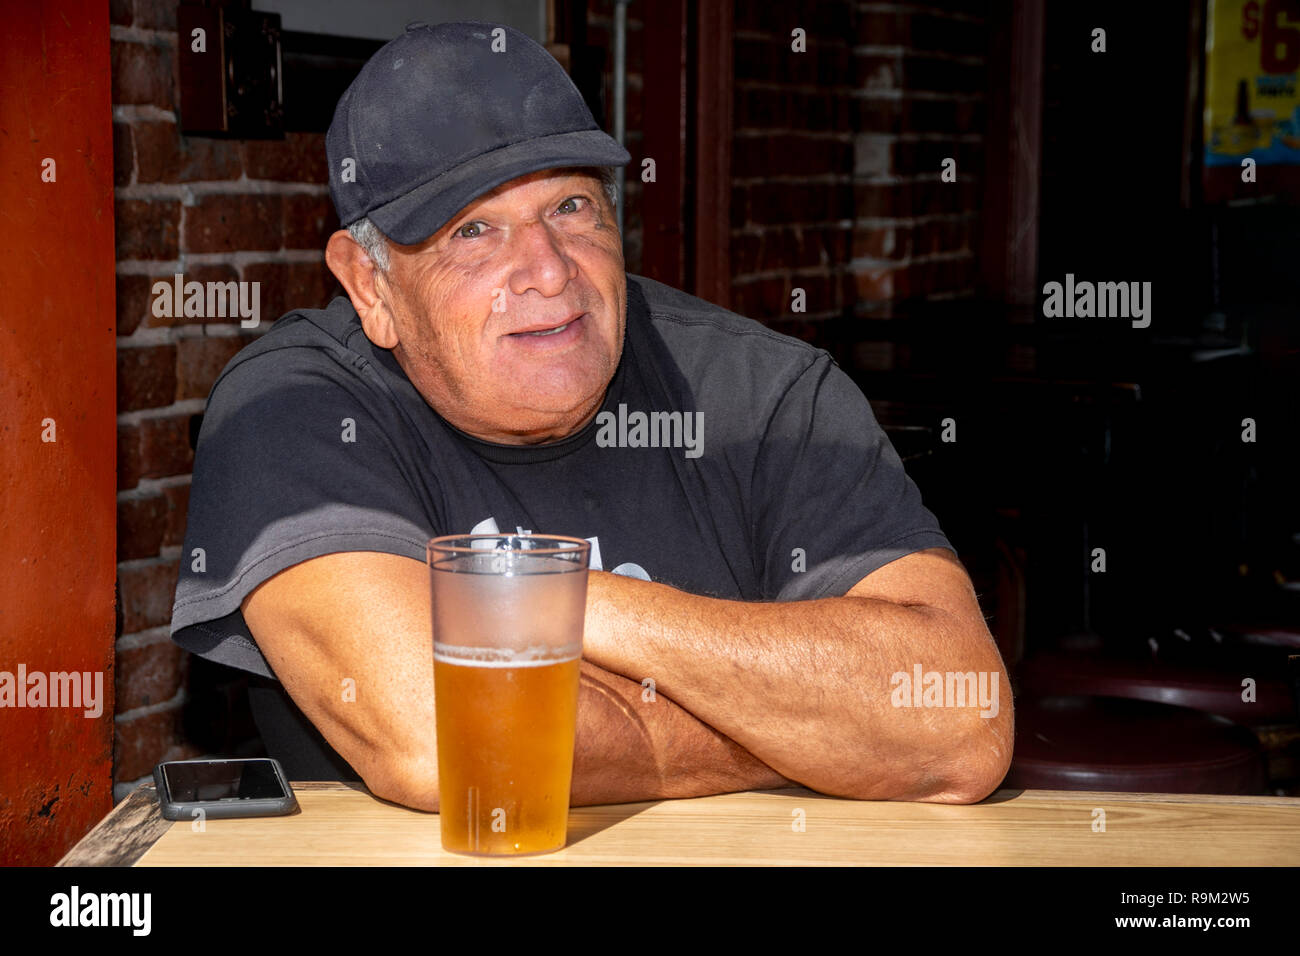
326 20 631 246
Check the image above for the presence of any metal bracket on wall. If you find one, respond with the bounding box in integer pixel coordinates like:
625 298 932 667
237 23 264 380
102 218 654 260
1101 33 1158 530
178 2 284 138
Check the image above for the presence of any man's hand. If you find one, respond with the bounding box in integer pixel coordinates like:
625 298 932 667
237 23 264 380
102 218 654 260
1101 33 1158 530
240 550 789 812
581 548 1014 804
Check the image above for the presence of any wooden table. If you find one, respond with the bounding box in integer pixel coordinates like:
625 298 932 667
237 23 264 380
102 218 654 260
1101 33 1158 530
59 782 1300 866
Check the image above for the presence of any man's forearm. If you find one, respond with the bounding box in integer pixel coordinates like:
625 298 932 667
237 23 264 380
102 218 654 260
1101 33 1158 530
570 659 791 805
581 559 1014 803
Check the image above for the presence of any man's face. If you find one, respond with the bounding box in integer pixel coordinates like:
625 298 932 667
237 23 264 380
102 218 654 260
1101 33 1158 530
373 168 625 444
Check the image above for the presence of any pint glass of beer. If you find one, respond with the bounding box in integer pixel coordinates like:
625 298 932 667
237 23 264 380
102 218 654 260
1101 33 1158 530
428 534 590 855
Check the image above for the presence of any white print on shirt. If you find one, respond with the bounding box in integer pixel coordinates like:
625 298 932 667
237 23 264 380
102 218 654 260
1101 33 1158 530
469 516 650 580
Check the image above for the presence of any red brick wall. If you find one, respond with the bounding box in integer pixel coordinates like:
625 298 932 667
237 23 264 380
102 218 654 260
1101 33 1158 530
731 1 989 353
110 0 340 796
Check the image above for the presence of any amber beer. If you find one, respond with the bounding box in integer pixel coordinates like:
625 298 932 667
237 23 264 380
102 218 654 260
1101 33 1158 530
434 649 581 854
427 534 590 856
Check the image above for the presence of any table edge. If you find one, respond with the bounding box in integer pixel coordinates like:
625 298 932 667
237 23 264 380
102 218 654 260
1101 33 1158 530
57 784 171 867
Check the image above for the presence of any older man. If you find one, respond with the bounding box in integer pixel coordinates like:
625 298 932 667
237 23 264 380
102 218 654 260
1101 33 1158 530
170 20 1012 810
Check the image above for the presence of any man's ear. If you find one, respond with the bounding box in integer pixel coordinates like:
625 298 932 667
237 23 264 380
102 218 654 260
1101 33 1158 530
325 229 399 349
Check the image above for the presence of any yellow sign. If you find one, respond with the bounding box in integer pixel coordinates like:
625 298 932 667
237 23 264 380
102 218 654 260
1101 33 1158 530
1204 0 1300 165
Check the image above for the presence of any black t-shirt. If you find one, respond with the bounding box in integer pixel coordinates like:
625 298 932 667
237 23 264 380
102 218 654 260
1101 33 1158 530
170 273 951 776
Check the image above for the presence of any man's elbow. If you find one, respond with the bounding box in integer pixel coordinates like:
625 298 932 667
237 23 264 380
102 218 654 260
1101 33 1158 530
364 751 441 812
923 706 1015 804
837 703 1013 804
928 759 1009 804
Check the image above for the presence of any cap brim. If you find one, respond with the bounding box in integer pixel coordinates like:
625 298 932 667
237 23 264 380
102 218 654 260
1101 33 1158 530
365 130 631 246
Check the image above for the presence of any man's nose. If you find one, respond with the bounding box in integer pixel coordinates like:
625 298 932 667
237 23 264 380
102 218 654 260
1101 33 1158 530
506 219 577 297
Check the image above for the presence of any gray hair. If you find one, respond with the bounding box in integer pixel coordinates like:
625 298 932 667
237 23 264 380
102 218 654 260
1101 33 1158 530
346 167 619 274
590 165 619 211
347 216 391 273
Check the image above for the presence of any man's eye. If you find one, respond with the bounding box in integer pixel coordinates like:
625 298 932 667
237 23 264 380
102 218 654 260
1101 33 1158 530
557 197 584 214
456 221 484 239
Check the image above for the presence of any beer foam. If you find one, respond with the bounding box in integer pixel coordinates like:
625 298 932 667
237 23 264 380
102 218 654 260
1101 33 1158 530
433 643 582 667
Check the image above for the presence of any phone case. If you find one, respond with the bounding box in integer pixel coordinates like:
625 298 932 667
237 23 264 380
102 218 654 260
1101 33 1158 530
152 757 300 821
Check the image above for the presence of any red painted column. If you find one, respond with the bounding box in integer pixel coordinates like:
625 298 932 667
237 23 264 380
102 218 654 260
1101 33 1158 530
0 0 117 864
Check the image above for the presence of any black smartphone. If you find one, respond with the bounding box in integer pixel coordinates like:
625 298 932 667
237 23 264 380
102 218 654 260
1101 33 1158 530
153 757 299 821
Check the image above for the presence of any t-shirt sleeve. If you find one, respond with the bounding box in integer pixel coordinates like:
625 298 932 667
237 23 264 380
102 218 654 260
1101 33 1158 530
751 354 952 601
169 348 434 678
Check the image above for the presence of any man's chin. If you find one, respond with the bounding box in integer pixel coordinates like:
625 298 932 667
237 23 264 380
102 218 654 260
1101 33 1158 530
519 397 602 427
509 362 612 409
493 386 608 441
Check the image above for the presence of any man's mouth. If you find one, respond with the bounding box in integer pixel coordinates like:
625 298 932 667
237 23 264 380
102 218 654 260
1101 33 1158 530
508 313 587 338
524 321 572 337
